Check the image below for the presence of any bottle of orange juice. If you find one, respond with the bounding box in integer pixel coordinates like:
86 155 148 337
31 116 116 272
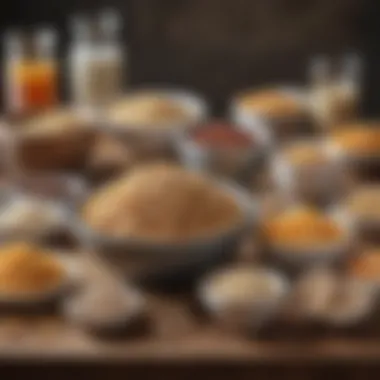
4 28 58 116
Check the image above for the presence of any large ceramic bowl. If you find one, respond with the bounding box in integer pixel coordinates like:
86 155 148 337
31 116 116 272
71 180 259 287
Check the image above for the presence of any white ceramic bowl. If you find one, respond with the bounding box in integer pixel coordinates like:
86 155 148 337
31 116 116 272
266 206 356 270
269 138 347 205
198 266 290 332
230 86 312 143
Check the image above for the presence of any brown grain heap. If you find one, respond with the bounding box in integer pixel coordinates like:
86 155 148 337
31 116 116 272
83 164 243 242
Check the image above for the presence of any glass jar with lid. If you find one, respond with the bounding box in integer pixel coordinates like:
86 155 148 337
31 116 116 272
3 28 58 116
68 9 125 112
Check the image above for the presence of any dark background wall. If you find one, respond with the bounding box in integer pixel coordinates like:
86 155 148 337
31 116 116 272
0 0 377 115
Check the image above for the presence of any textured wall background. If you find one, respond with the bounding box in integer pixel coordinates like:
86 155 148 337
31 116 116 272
0 0 373 114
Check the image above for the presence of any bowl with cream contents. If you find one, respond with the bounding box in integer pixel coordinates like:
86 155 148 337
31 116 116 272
198 266 289 333
231 87 311 142
100 89 208 161
328 122 380 178
270 138 348 205
75 163 257 284
262 204 354 269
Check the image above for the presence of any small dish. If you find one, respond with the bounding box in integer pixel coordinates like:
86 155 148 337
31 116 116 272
63 280 146 339
6 108 95 171
198 266 289 334
289 267 376 327
340 185 380 242
0 173 87 243
177 119 271 186
231 86 312 143
327 122 380 179
98 88 208 160
262 205 355 271
0 243 74 313
270 138 348 205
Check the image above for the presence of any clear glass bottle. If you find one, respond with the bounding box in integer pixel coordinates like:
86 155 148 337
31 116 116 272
309 53 362 130
3 28 58 115
68 9 125 111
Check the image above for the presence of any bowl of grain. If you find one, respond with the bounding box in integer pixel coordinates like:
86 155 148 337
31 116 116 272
198 266 289 334
0 242 73 312
74 163 257 285
327 121 380 179
270 138 348 206
262 204 355 271
341 185 380 242
231 86 312 143
99 88 208 161
6 107 95 171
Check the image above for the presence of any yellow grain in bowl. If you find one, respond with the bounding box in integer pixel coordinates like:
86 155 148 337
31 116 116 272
82 163 243 243
263 206 342 249
330 122 380 157
237 89 304 119
0 242 65 296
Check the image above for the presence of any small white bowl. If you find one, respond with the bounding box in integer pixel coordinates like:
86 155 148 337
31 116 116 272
269 138 348 205
230 86 312 143
176 123 271 186
198 266 290 333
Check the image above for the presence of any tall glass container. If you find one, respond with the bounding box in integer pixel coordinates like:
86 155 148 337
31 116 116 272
309 54 361 130
3 28 58 116
68 9 125 112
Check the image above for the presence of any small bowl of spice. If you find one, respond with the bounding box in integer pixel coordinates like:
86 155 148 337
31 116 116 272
270 138 348 206
348 248 380 290
231 87 312 143
342 185 380 242
290 267 376 327
198 266 289 334
0 242 72 312
101 89 208 161
328 121 380 179
262 204 354 271
63 278 146 339
177 119 270 185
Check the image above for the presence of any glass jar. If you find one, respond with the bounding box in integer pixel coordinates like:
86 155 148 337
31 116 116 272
68 9 125 111
3 28 58 116
309 54 362 131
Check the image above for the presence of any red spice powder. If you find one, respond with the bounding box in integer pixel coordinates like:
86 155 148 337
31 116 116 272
192 121 254 149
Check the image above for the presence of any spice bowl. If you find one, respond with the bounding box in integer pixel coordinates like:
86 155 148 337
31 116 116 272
198 266 290 335
263 205 356 273
72 178 259 288
176 120 271 186
0 247 77 314
339 185 380 242
270 138 348 206
231 86 313 143
63 281 147 339
98 88 208 161
5 108 95 171
0 173 87 245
